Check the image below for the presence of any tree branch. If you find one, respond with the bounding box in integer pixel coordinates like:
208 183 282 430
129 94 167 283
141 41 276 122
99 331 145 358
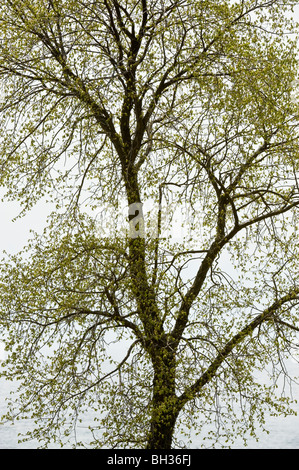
177 288 299 409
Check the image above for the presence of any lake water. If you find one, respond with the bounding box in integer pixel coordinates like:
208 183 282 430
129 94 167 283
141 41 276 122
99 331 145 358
1 358 299 449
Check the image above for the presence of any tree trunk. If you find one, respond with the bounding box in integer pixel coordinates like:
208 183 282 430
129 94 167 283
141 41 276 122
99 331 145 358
146 349 179 449
146 403 179 449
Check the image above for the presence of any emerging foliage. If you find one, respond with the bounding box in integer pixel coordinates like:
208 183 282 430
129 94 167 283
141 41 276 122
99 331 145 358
0 0 299 448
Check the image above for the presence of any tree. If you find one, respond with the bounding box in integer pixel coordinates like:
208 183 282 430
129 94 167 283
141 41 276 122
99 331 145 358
1 0 299 449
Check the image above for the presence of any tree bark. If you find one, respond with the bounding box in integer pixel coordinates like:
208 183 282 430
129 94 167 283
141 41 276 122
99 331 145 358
146 348 179 449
